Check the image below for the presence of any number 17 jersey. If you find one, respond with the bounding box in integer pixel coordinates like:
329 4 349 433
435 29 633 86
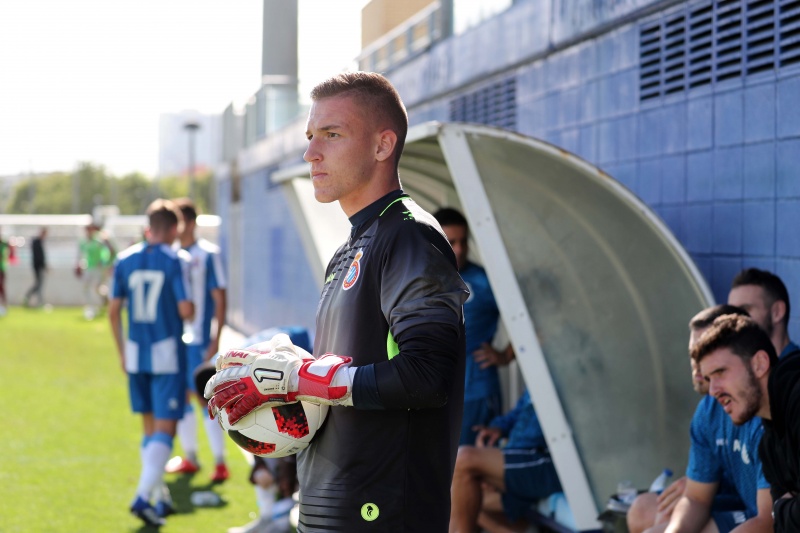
111 242 191 375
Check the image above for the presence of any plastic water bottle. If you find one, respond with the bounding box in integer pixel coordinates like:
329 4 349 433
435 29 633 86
649 468 673 493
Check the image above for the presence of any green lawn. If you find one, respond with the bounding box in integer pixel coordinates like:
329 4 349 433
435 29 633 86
0 307 259 532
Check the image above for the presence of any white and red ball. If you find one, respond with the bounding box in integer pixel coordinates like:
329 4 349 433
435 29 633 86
217 400 328 458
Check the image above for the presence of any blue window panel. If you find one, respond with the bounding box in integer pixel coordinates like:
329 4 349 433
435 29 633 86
618 25 640 71
662 101 687 154
618 115 638 162
657 205 685 243
608 161 637 192
712 202 743 255
579 41 598 82
616 69 638 115
790 319 800 345
777 76 800 139
714 146 744 201
744 84 776 143
598 75 620 119
638 108 664 158
661 154 686 205
545 57 564 90
578 125 597 163
560 87 580 127
687 151 714 202
638 158 662 205
544 92 561 130
597 120 618 164
269 226 286 299
714 90 744 147
579 80 600 123
687 96 713 150
691 254 713 286
743 201 776 256
561 48 581 87
776 200 800 258
712 257 744 304
685 203 713 254
776 260 800 339
742 257 775 274
560 128 579 154
517 62 546 100
777 139 800 198
598 37 615 77
744 143 776 200
517 97 546 137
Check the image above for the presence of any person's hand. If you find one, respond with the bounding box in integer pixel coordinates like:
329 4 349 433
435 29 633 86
655 476 687 517
474 426 503 448
473 343 514 369
205 334 355 424
205 334 312 424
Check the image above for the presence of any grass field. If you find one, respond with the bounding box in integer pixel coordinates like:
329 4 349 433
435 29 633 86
0 306 261 533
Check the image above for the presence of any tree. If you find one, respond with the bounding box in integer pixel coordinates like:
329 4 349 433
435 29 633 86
5 163 216 215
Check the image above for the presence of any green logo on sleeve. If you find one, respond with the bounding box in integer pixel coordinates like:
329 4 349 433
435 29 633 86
361 502 380 521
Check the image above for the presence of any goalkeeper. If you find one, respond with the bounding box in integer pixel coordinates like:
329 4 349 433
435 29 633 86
206 72 468 532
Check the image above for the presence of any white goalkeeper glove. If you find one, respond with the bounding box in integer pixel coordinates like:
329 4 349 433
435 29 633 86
205 333 355 424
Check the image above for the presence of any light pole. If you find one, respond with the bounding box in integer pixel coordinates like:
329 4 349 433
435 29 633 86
184 120 200 199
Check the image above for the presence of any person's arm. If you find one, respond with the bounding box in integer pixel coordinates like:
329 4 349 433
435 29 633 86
205 251 227 360
728 489 772 532
179 300 194 321
663 479 717 533
655 476 688 520
174 251 195 321
205 287 226 360
473 342 515 369
760 376 800 533
108 298 125 372
474 426 503 448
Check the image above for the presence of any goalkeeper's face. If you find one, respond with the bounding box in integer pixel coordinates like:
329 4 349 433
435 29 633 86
303 95 387 216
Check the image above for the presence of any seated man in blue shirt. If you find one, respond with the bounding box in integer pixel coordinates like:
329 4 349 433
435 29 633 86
449 390 562 533
628 305 772 533
434 207 514 446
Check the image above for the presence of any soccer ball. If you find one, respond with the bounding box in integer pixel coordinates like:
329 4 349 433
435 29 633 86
218 401 328 458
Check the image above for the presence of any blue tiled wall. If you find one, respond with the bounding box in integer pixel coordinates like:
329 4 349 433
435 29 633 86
398 0 800 338
231 172 320 337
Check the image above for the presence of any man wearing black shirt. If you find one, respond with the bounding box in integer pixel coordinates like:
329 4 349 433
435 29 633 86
207 72 469 532
24 227 47 307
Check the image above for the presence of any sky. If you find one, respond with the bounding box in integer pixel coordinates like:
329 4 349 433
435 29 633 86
0 0 365 177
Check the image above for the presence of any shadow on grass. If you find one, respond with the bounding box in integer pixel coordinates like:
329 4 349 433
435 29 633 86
170 474 229 514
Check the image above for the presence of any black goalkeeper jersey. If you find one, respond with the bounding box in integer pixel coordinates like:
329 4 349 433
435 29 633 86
297 190 469 532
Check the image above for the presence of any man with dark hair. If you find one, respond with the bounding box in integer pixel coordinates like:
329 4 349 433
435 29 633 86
24 227 47 307
693 314 800 533
433 207 513 446
0 228 11 315
165 197 230 483
728 268 797 358
206 72 468 532
628 305 773 533
109 198 194 527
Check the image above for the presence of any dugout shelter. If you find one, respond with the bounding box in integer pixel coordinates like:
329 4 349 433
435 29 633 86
270 122 714 531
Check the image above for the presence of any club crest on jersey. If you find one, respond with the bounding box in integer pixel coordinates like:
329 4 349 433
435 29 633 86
342 249 364 291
